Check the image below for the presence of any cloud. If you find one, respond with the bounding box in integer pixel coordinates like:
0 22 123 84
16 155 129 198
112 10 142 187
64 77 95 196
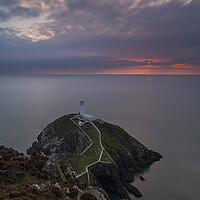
11 6 41 18
0 0 200 74
0 1 42 22
0 0 21 6
0 10 10 21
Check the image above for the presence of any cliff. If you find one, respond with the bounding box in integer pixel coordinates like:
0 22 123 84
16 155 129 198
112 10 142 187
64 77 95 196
27 114 90 156
27 114 162 199
0 145 105 200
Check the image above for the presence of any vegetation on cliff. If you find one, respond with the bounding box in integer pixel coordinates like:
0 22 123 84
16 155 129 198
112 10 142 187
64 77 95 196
68 122 113 175
0 146 99 200
0 146 48 185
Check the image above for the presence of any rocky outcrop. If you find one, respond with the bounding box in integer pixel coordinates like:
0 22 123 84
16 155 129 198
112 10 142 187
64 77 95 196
0 145 106 200
27 114 162 199
90 162 130 199
82 120 162 199
95 120 162 171
123 183 143 197
27 115 90 156
140 176 145 181
43 153 72 181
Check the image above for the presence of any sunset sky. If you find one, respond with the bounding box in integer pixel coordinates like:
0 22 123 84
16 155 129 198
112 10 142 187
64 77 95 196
0 0 200 74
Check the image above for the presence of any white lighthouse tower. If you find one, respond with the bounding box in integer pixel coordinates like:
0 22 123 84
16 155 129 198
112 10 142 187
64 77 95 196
77 98 96 121
80 98 84 115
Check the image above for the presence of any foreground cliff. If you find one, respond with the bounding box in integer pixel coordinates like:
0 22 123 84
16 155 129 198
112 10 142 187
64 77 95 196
27 114 162 199
0 145 107 200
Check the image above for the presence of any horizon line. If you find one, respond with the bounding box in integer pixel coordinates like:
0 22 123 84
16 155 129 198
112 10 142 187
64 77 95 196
1 73 200 76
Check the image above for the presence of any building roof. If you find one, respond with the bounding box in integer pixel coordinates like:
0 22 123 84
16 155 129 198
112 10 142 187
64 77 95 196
81 113 95 119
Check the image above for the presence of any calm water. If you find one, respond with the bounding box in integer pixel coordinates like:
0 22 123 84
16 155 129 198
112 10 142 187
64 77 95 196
0 75 200 200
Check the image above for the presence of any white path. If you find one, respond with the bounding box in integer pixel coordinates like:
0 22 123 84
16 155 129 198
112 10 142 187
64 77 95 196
90 122 112 161
70 115 112 184
75 121 112 183
90 122 105 152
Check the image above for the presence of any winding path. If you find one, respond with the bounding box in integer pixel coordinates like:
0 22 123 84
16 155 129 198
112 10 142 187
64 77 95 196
90 122 111 161
70 116 111 184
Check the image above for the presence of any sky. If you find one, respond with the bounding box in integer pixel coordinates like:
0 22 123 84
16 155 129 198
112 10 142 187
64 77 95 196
0 0 200 74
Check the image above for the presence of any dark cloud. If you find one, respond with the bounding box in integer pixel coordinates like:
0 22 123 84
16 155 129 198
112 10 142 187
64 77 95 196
0 0 20 6
0 0 41 21
110 57 200 67
11 6 41 18
0 0 200 73
0 56 110 74
45 0 200 58
0 10 10 21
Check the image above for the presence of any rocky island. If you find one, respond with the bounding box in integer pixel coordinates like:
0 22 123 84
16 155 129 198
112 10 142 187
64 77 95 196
26 113 161 199
0 100 162 200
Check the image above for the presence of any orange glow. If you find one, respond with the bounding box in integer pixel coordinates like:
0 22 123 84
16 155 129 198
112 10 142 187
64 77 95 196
100 57 200 75
99 64 200 75
28 27 55 42
98 65 200 75
25 64 200 75
31 64 200 75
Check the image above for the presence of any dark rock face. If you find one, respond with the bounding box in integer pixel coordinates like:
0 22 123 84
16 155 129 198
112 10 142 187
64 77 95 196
90 162 130 199
123 183 143 197
95 120 162 167
140 176 145 181
27 115 91 156
43 153 72 181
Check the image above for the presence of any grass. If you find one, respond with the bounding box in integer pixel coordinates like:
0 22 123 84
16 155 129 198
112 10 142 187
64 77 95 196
68 123 102 174
77 170 98 186
94 121 129 155
100 150 114 163
88 170 98 186
100 150 108 162
67 120 116 180
45 114 81 139
78 173 88 183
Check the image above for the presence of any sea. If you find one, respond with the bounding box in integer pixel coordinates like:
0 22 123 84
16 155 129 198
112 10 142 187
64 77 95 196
0 74 199 200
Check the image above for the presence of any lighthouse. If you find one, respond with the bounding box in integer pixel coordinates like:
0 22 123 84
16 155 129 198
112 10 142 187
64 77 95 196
77 98 96 121
80 98 84 115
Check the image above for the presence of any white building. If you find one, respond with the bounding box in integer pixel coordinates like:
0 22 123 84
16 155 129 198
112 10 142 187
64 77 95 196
77 98 96 121
78 121 84 126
